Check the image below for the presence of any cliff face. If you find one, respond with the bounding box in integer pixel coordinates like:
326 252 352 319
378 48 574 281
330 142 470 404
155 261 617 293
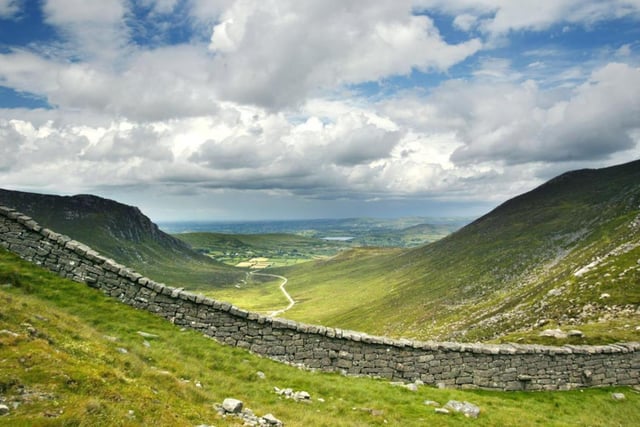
0 188 243 287
0 188 187 251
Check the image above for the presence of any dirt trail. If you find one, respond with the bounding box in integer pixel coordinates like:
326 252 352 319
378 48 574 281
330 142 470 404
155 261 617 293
250 272 294 317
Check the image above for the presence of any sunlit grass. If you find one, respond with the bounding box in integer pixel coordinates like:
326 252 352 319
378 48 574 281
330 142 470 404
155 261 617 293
2 248 640 426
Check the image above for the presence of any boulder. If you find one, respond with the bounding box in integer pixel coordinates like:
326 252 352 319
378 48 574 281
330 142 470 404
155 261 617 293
222 398 243 414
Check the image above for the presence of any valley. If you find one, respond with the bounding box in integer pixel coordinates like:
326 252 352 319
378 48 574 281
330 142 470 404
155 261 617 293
2 161 639 345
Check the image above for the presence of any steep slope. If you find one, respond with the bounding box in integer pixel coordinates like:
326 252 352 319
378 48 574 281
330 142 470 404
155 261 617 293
280 160 640 342
0 189 243 287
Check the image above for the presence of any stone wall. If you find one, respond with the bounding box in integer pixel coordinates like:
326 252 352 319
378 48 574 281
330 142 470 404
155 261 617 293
0 205 638 391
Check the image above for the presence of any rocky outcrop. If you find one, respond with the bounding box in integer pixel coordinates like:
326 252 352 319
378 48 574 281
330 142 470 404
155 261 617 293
1 206 639 391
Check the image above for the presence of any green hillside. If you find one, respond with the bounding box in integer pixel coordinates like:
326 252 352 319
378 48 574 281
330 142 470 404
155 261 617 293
0 189 244 288
273 160 640 342
2 248 639 426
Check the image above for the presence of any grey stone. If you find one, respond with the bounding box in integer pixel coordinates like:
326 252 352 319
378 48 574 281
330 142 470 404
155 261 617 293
611 393 626 401
444 400 481 418
222 398 244 413
0 404 9 415
262 413 283 426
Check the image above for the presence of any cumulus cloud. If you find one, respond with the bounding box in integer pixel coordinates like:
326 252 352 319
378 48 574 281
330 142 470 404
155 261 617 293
424 63 640 165
208 0 481 109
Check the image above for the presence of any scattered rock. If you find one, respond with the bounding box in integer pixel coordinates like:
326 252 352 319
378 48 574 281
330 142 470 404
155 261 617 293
0 404 9 415
274 387 311 402
222 398 243 414
404 383 419 392
435 408 450 415
600 293 611 300
216 399 283 426
444 400 481 418
424 400 440 407
116 347 128 354
256 371 266 380
611 393 626 401
142 340 151 348
137 331 159 339
547 288 563 297
567 330 584 338
263 413 284 425
540 329 567 339
0 329 19 337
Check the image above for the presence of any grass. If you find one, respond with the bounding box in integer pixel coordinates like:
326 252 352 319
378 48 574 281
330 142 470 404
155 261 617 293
235 161 640 343
2 248 640 426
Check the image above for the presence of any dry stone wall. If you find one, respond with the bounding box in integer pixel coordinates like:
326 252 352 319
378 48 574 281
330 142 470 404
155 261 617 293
1 205 638 391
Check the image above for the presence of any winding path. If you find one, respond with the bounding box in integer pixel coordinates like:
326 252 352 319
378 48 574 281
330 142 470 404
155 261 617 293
250 272 294 317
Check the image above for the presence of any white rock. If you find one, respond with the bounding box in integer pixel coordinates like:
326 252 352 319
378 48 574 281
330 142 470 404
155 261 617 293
404 383 418 392
424 400 440 407
444 400 481 418
600 293 611 299
0 404 9 415
435 408 450 415
611 393 626 401
567 330 584 338
222 398 243 414
256 371 266 380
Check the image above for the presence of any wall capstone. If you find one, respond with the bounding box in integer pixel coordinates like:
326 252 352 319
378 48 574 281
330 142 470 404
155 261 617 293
1 205 638 391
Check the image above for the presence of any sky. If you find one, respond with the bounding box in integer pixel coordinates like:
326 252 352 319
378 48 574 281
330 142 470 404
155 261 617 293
0 0 639 221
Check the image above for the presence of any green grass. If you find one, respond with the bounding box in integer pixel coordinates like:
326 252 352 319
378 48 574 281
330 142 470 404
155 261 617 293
251 161 640 343
200 273 291 314
175 232 346 267
2 248 640 426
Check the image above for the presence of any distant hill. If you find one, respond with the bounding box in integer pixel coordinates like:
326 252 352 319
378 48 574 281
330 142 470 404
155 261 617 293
0 189 243 288
279 160 640 343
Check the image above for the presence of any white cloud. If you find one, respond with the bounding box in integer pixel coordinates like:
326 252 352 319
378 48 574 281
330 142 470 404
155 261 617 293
0 0 20 18
41 0 129 63
208 0 481 109
430 63 640 165
414 0 640 36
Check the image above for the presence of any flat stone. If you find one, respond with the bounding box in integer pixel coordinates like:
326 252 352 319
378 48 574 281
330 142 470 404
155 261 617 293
435 408 450 415
444 400 481 418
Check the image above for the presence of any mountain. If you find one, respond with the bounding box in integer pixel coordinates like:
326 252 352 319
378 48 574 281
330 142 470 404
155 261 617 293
0 188 243 288
277 160 640 343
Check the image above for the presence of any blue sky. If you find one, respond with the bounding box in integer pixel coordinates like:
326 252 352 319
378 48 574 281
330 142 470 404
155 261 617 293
0 0 639 221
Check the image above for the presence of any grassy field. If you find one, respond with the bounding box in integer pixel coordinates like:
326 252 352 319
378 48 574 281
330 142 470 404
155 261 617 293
1 248 640 426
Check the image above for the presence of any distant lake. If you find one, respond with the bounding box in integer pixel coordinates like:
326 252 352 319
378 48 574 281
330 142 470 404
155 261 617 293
321 237 354 241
